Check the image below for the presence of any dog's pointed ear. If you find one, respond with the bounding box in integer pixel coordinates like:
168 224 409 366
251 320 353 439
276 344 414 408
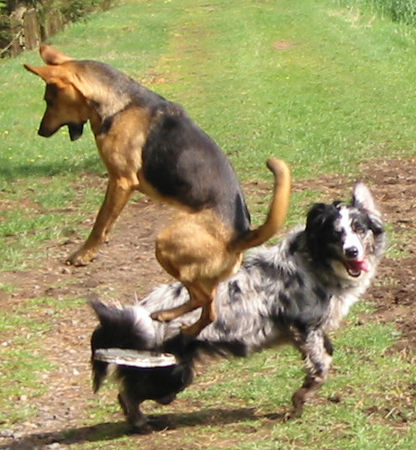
39 44 73 65
24 63 49 79
352 182 377 213
23 63 69 88
24 45 73 81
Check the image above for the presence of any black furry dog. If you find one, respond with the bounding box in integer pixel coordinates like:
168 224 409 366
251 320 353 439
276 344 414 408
90 182 385 431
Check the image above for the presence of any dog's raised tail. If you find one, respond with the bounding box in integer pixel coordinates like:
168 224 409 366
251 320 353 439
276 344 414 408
232 158 290 252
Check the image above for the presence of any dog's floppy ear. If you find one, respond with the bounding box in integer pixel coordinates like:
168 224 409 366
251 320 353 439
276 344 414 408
305 202 340 239
39 44 73 65
305 203 341 260
352 182 384 235
352 182 377 213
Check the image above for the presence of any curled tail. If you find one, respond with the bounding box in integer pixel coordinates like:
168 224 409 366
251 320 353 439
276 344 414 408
232 158 290 252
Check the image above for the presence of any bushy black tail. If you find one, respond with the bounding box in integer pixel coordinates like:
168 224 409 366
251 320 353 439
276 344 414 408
89 301 248 393
90 300 157 393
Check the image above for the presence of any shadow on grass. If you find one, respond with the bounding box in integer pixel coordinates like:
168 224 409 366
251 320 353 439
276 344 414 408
0 158 101 181
1 407 286 448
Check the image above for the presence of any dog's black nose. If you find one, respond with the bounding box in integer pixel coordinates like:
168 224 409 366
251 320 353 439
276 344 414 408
345 246 359 259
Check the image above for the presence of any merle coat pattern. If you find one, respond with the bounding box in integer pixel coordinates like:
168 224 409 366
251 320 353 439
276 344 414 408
90 182 385 430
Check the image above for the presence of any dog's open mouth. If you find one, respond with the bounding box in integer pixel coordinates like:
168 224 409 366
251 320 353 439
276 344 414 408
67 122 85 141
344 258 370 277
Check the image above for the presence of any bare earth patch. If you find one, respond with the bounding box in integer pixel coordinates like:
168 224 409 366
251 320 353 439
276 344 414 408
0 157 415 448
273 40 297 51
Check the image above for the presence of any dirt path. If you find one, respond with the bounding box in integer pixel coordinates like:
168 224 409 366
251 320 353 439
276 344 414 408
0 157 415 448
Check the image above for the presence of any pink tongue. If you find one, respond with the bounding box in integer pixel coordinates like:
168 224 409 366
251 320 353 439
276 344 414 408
358 259 370 272
350 259 369 273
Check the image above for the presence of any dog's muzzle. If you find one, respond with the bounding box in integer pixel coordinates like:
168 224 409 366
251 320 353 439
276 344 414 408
38 122 85 141
343 245 369 277
344 256 370 277
38 126 57 138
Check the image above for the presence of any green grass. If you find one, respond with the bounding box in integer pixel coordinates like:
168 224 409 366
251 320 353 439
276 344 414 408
0 296 87 427
2 0 416 270
339 0 416 26
1 0 416 270
1 0 416 447
147 0 416 180
0 298 55 424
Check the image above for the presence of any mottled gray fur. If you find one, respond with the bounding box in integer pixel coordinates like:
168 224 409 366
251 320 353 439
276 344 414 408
91 182 385 427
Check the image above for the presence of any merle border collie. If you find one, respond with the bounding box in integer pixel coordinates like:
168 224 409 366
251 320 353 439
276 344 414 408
90 182 385 431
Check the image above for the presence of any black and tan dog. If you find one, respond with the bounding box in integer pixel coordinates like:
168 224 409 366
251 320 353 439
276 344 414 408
24 45 290 335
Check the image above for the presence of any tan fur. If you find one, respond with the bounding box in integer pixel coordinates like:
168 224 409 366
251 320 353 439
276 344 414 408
152 161 291 335
25 45 291 335
232 158 291 251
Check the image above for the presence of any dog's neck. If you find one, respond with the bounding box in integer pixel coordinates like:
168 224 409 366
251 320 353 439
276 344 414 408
88 106 109 136
69 62 133 135
86 92 132 136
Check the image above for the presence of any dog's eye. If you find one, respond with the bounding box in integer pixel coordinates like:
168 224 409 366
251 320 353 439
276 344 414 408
352 222 366 234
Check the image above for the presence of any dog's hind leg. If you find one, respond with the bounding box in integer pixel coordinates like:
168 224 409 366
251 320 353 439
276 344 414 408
118 391 150 432
151 282 217 336
67 176 134 266
179 285 217 336
289 329 333 419
151 217 230 335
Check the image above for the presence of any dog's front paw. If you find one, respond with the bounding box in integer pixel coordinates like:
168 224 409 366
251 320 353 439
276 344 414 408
151 310 175 322
283 408 303 421
286 389 306 420
66 248 94 266
127 413 153 434
128 420 153 435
